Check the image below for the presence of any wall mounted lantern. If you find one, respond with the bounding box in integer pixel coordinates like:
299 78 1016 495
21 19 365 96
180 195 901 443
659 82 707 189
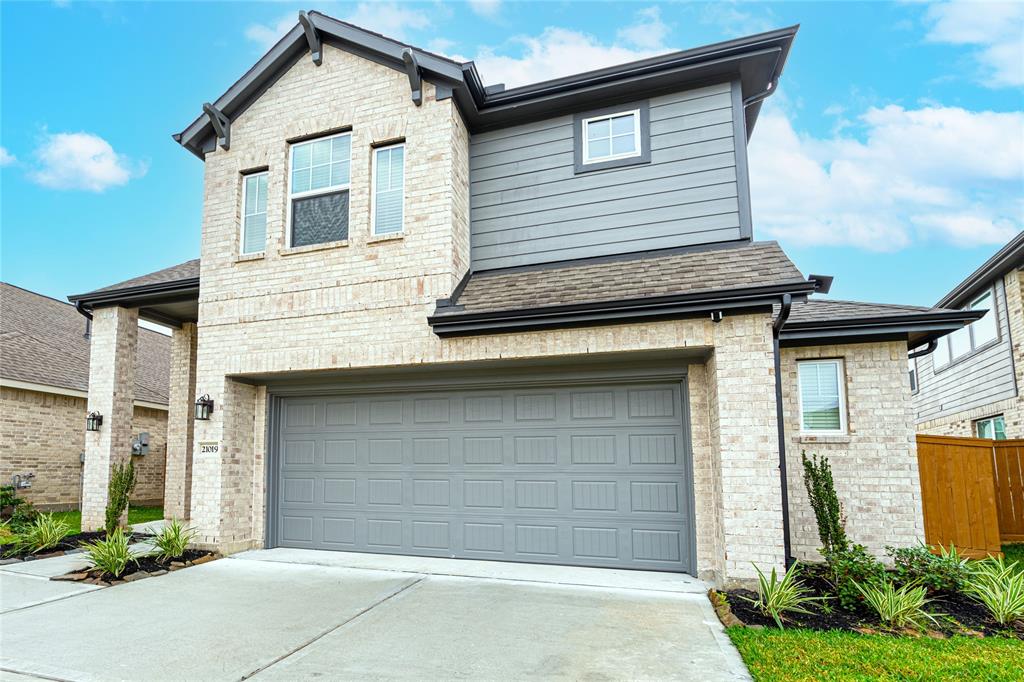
195 394 215 421
86 412 103 432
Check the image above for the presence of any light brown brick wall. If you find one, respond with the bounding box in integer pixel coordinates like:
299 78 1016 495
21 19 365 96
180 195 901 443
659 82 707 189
0 386 167 509
782 341 924 562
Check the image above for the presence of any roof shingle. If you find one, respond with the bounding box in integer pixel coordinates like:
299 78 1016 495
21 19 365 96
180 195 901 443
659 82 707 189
0 283 171 404
74 259 200 299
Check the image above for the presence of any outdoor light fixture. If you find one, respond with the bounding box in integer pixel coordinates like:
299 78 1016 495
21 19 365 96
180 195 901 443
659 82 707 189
86 412 103 432
194 394 215 421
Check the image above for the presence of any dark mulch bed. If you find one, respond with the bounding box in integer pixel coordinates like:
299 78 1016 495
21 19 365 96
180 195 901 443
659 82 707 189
720 563 1023 640
92 549 215 583
1 530 147 562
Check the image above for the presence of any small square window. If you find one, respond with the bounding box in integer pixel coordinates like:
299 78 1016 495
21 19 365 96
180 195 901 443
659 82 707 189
288 132 351 247
583 110 640 165
976 415 1007 440
798 359 847 434
240 171 268 255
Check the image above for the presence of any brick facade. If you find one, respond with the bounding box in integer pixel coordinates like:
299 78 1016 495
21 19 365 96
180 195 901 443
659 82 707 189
782 341 925 562
163 322 197 519
0 386 167 509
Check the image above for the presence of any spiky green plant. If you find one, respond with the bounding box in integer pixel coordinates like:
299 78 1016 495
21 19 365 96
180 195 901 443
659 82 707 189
151 519 196 562
83 527 135 578
854 579 939 630
5 513 70 556
740 562 828 629
963 556 1024 625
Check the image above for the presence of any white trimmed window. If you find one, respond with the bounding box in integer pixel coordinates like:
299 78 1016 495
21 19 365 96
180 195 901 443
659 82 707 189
976 415 1007 440
969 289 998 346
797 359 847 434
288 132 351 247
372 143 405 235
582 110 640 164
240 171 268 255
934 287 999 369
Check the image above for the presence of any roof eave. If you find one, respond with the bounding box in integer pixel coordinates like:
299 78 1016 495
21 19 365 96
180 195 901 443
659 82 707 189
779 310 985 347
937 232 1024 308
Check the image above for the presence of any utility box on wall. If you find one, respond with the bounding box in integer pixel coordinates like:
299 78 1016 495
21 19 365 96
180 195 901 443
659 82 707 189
131 432 150 456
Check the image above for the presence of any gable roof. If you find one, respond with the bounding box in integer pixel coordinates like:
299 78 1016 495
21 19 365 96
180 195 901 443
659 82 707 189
428 241 822 336
1 283 171 405
175 11 797 158
936 231 1024 309
68 259 200 327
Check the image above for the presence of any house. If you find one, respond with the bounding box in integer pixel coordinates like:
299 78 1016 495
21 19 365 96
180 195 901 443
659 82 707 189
66 13 980 585
913 233 1024 438
0 283 170 509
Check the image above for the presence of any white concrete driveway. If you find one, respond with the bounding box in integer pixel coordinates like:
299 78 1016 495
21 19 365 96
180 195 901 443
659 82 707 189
0 549 748 681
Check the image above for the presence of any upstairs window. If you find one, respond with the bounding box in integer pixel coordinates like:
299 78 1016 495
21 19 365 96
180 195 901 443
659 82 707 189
240 171 268 255
372 143 405 235
798 359 847 434
288 132 351 247
583 110 640 164
934 287 999 369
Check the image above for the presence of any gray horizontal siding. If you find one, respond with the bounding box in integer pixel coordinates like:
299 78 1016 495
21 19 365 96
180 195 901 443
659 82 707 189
914 277 1018 423
469 81 744 270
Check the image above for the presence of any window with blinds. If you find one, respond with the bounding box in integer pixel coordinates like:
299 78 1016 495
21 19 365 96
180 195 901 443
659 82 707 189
288 132 351 247
373 143 404 235
241 171 268 254
798 359 846 433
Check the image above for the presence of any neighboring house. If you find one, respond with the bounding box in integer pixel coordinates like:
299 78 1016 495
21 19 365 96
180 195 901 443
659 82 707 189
914 233 1024 439
0 283 170 509
67 13 979 586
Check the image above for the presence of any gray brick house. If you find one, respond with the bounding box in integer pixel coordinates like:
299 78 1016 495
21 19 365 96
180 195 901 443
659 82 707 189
67 13 979 585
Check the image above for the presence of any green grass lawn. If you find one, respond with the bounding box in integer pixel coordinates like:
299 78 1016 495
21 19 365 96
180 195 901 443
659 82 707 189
728 628 1024 682
1 506 163 542
1003 542 1023 565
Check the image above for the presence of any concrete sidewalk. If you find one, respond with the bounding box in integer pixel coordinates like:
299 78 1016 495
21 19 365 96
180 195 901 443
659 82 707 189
0 550 749 681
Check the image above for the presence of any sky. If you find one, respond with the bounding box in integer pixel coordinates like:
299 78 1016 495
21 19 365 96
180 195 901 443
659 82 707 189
1 0 1022 309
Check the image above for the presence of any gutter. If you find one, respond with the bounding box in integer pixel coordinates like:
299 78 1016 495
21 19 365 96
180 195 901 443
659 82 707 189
772 293 795 569
908 340 937 359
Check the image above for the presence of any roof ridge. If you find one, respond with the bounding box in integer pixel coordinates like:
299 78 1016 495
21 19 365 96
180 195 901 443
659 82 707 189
1 282 77 309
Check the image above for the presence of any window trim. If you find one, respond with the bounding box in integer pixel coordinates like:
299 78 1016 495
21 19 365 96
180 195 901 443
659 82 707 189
240 170 269 256
371 142 406 237
581 109 641 165
797 358 848 436
286 131 353 248
572 101 651 174
932 284 1002 374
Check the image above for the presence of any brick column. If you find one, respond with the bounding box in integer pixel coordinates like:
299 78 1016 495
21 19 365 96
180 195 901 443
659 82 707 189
709 313 786 585
81 306 138 531
163 322 197 519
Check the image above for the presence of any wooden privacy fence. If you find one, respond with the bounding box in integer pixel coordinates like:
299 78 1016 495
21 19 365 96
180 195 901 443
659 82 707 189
916 435 1024 558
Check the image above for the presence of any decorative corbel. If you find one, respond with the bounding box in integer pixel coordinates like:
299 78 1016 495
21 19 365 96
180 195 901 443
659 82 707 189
402 48 423 106
202 103 230 151
298 11 322 66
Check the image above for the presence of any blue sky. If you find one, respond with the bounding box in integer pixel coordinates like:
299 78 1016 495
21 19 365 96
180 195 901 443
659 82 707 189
1 1 1022 308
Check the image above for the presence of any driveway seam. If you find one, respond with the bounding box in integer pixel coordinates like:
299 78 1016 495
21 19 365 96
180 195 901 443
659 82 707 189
0 666 74 681
238 575 426 681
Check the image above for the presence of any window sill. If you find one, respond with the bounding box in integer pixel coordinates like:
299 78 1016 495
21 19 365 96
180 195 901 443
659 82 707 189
236 252 265 263
367 232 404 244
280 240 349 256
798 434 851 445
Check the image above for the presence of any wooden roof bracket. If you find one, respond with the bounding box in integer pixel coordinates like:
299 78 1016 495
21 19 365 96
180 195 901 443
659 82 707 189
201 103 230 150
402 48 423 106
298 11 322 66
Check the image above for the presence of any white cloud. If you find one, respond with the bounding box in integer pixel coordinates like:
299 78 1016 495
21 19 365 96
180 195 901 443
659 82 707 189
473 7 677 88
617 6 670 51
698 2 776 37
246 3 433 53
29 132 146 192
468 0 501 19
924 1 1024 87
748 103 1023 251
0 147 15 166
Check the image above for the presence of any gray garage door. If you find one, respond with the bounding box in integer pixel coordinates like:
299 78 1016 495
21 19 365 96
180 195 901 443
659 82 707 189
272 380 694 573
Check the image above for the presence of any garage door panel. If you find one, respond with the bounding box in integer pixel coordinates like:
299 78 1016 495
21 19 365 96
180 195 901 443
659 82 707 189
275 381 693 573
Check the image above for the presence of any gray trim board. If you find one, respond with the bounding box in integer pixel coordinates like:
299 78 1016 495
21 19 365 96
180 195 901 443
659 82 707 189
730 80 753 240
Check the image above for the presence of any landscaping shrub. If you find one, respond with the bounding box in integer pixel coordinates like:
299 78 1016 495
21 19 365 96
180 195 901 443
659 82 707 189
740 562 827 629
963 556 1024 625
83 527 135 578
151 519 196 562
801 451 848 555
855 579 939 630
105 460 137 535
4 513 70 556
888 542 969 593
825 544 887 611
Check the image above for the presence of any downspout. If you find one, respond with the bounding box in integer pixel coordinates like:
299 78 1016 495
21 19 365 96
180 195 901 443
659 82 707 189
74 300 93 339
907 340 937 359
772 293 794 569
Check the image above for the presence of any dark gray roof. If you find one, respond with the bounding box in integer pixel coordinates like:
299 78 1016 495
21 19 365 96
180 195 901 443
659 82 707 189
72 259 200 299
176 11 796 157
0 283 171 404
937 231 1024 308
449 241 807 316
786 299 944 324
